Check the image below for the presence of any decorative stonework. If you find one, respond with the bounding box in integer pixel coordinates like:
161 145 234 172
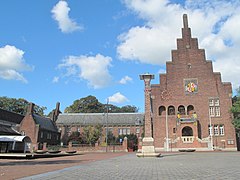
184 78 198 94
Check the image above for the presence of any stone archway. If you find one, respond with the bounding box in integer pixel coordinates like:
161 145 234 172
182 126 193 136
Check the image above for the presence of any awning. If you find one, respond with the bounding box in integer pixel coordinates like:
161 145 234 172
0 135 31 142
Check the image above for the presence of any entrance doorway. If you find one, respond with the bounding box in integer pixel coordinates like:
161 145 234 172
182 126 193 136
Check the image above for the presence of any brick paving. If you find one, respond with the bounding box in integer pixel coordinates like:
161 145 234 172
0 152 126 180
17 152 240 180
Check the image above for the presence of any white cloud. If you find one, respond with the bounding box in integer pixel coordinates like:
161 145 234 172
118 0 240 88
119 75 132 84
52 76 59 83
51 0 83 33
58 54 112 89
0 45 33 83
108 92 129 104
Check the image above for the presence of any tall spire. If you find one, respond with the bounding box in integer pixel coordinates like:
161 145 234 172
183 14 188 28
181 14 192 49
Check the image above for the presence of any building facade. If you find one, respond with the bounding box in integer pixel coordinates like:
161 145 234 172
56 113 144 145
0 103 60 152
150 14 236 151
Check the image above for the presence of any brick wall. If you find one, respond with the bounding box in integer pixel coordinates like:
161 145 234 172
150 14 236 151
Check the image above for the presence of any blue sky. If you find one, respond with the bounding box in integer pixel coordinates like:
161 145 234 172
1 0 240 114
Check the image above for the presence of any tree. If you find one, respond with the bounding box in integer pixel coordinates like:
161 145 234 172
106 131 117 145
0 96 46 115
64 95 104 113
82 124 102 145
231 88 240 128
64 95 138 113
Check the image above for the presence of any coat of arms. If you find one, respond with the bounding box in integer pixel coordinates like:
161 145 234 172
184 79 198 94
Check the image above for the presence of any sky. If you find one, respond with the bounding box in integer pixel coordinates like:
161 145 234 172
0 0 240 114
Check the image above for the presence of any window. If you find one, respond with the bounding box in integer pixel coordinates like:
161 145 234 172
40 132 44 139
173 128 176 134
209 107 215 116
208 125 213 136
127 128 130 135
219 125 224 135
136 128 140 134
159 106 166 116
214 125 219 135
215 107 220 117
47 133 51 139
209 97 220 117
123 128 126 135
227 140 234 145
187 105 194 115
118 128 123 135
178 105 185 115
168 106 175 115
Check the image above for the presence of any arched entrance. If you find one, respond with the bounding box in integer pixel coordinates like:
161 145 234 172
181 126 194 143
182 126 193 136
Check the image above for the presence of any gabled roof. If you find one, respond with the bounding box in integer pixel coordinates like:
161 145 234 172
0 108 24 124
56 113 144 126
33 114 58 132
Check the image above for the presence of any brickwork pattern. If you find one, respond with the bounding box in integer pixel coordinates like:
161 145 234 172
151 14 236 150
21 152 240 180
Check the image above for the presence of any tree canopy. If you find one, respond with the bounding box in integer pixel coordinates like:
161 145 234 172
231 88 240 128
0 96 46 116
64 95 138 113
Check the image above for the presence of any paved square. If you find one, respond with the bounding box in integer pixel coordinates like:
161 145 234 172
20 152 240 180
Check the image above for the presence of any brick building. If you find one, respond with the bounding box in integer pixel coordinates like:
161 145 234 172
56 113 144 145
0 102 60 152
19 103 61 150
149 14 236 151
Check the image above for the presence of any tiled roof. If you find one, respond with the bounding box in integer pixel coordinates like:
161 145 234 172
0 125 21 135
33 114 58 132
0 108 24 124
56 113 144 126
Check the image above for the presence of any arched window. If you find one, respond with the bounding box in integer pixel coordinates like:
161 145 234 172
159 106 166 116
187 105 194 115
182 126 193 136
178 105 185 115
168 106 175 115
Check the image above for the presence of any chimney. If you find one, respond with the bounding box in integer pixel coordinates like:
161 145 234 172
53 102 61 122
27 102 35 115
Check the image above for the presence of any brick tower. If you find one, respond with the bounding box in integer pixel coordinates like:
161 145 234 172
148 14 237 152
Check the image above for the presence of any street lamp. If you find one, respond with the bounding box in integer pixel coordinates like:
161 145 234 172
208 111 214 150
105 99 109 152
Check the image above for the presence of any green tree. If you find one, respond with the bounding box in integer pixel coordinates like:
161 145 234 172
82 124 102 145
64 95 138 113
0 96 46 115
64 95 104 113
231 88 240 128
106 131 117 145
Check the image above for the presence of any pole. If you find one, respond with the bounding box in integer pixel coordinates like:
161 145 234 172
106 99 109 152
166 108 169 151
209 111 213 150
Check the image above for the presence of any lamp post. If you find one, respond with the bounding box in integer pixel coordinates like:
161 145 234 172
105 99 109 152
208 111 214 150
166 108 169 152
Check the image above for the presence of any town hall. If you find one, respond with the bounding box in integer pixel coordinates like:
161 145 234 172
141 14 237 152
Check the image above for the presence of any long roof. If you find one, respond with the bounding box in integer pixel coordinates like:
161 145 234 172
56 113 144 126
0 108 24 124
33 114 59 132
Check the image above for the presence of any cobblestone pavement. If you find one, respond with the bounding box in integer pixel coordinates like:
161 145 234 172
19 152 240 180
